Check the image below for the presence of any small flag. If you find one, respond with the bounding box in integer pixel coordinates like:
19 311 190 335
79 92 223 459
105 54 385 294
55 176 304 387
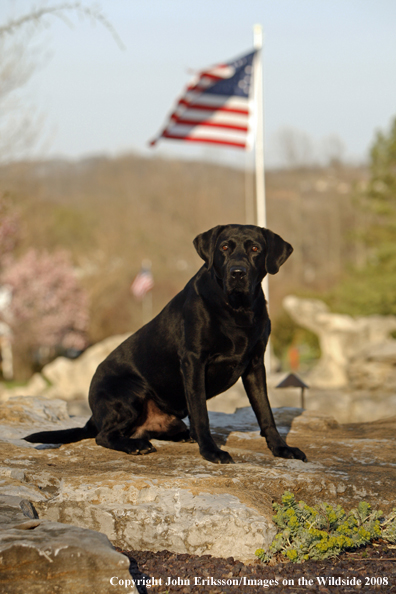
150 49 257 150
130 266 154 300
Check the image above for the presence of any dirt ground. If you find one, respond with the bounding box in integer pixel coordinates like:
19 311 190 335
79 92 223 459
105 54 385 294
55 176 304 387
117 541 396 594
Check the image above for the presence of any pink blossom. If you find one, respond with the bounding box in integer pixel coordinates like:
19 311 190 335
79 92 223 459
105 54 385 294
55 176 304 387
2 249 89 350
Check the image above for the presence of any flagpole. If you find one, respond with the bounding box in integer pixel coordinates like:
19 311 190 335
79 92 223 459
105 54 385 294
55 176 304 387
253 24 271 374
244 151 255 224
253 24 266 229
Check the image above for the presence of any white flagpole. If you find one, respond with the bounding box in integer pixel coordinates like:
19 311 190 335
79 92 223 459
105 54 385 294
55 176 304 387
253 24 271 373
253 24 266 229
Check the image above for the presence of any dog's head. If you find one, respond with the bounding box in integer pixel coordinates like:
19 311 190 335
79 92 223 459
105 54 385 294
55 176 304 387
193 224 293 309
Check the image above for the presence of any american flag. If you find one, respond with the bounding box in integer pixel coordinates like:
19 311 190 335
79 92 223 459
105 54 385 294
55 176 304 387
150 50 257 150
130 267 154 299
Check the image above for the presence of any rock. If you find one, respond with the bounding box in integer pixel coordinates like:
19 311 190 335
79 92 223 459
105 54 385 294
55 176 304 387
367 341 396 363
348 341 396 391
0 396 70 425
0 494 136 594
0 334 130 403
0 397 88 454
278 386 396 424
288 410 339 432
1 396 395 565
41 333 131 400
206 379 250 413
283 295 396 389
0 373 49 399
211 376 396 424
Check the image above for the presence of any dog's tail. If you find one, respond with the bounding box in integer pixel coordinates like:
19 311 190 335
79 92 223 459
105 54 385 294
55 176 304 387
24 417 98 445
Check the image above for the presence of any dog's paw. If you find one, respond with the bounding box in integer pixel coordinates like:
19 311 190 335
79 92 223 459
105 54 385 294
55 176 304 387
171 430 196 443
127 439 157 455
271 444 307 462
182 435 197 443
201 448 235 464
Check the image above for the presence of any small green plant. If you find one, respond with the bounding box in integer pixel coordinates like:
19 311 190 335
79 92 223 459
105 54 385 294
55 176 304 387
256 491 396 564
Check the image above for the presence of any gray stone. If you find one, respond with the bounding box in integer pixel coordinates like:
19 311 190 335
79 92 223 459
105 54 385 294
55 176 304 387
0 495 136 594
210 374 396 424
0 334 130 403
0 373 49 399
348 341 396 391
1 396 396 566
0 396 88 451
207 379 250 413
283 295 396 389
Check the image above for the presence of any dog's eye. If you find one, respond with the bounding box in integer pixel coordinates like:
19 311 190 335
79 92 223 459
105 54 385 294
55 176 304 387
221 244 229 251
251 246 259 252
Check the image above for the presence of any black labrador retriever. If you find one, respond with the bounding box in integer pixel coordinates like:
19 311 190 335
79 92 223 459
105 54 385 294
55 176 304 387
25 224 306 464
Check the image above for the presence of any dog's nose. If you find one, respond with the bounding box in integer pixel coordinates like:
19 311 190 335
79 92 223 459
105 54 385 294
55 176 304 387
230 265 247 279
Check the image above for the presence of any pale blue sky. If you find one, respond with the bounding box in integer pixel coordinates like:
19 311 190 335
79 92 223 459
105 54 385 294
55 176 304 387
2 0 396 166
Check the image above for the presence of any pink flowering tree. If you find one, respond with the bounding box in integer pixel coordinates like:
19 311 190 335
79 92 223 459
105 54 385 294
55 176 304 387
2 249 89 378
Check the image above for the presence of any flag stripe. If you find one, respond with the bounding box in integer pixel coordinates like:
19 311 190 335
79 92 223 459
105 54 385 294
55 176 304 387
170 118 248 132
162 132 247 148
178 99 249 115
171 107 249 126
163 124 247 148
181 91 250 109
164 123 247 138
150 49 256 150
131 270 154 299
172 114 249 128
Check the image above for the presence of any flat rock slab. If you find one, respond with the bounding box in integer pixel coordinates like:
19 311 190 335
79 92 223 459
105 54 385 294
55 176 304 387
1 397 395 563
0 495 136 594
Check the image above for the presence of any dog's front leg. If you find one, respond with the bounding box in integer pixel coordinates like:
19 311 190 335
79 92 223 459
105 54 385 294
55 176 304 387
181 352 234 464
242 345 307 462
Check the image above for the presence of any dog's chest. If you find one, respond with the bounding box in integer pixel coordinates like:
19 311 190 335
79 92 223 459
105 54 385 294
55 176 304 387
205 329 256 393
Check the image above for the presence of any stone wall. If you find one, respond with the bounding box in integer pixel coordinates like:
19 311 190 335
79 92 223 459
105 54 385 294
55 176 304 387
283 295 396 390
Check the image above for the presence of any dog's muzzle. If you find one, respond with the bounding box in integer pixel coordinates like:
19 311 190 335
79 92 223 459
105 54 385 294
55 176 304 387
224 264 253 303
229 265 247 280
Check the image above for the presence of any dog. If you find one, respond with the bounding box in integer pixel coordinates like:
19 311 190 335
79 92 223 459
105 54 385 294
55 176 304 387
25 224 307 464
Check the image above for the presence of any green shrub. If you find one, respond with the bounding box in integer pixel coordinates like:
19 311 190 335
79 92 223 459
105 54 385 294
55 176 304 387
324 116 396 318
255 491 396 563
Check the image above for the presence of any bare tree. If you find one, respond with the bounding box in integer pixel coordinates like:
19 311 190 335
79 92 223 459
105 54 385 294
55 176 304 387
322 134 346 167
0 2 124 161
272 126 316 169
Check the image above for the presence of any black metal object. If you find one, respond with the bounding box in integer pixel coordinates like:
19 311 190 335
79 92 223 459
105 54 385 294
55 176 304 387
276 373 309 409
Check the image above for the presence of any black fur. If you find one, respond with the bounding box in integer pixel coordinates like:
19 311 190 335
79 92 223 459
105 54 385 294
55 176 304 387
25 224 306 464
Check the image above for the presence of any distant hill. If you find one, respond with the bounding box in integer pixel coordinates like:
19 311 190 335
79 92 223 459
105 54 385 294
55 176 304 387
0 154 367 343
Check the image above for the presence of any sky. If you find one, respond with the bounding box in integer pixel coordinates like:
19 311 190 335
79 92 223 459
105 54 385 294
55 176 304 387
2 0 396 167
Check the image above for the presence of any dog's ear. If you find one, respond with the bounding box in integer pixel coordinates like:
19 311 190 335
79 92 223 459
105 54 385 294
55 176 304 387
193 225 225 267
262 228 293 275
